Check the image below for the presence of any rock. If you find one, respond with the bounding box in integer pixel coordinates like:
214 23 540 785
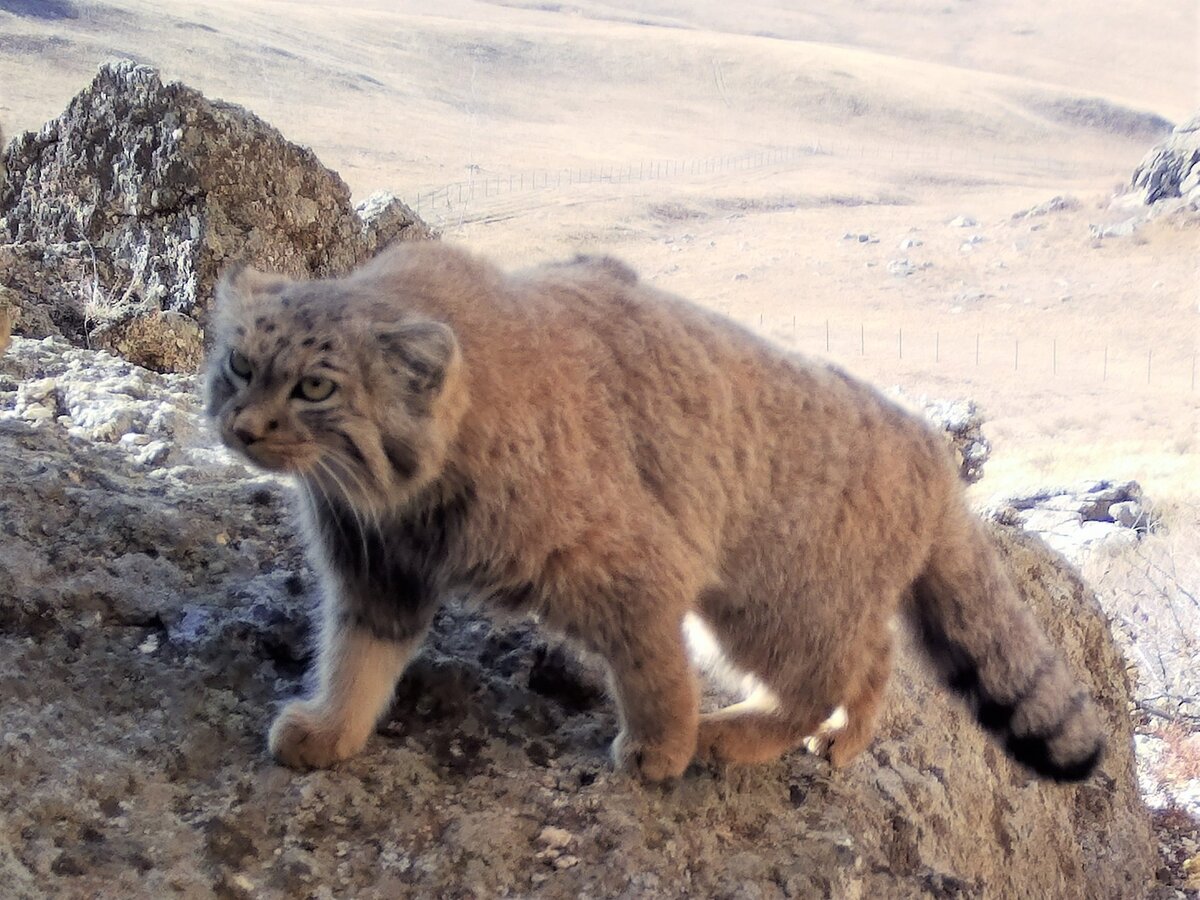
898 237 923 250
990 480 1150 563
886 258 914 276
953 289 991 304
0 241 107 343
1012 195 1080 219
357 191 438 252
0 337 1156 896
1131 112 1200 206
0 62 434 371
1090 218 1141 240
1109 500 1145 529
891 392 991 484
89 310 205 374
947 215 977 228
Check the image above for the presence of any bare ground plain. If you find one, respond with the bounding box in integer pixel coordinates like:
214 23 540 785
2 0 1199 877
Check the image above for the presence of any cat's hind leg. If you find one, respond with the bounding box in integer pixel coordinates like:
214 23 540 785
695 692 834 765
563 576 701 783
821 626 893 768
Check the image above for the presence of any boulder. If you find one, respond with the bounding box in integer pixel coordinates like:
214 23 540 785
893 391 992 484
0 62 433 371
0 337 1155 898
991 480 1151 563
1131 112 1200 207
358 191 437 252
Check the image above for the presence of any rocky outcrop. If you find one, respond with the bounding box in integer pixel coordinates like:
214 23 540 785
892 390 991 484
0 62 433 372
0 336 1155 898
1131 113 1200 207
357 191 437 251
991 480 1151 563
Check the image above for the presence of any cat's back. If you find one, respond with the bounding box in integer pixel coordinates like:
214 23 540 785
358 242 939 463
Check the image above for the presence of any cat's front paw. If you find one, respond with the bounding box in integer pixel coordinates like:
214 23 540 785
268 700 365 769
611 729 692 783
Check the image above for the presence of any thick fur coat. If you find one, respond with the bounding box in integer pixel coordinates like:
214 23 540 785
205 242 1104 783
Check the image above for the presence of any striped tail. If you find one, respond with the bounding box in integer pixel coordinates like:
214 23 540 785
909 506 1104 782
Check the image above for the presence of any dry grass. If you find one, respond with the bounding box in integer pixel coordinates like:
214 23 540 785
1084 501 1200 725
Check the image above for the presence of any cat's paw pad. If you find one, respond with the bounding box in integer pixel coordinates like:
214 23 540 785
611 730 691 783
268 701 361 769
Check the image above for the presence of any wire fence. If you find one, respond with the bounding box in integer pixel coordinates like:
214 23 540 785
737 314 1198 393
402 144 1193 392
408 140 1084 227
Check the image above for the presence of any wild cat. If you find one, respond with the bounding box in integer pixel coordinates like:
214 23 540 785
205 241 1104 783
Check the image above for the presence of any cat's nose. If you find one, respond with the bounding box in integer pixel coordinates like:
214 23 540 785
233 426 259 445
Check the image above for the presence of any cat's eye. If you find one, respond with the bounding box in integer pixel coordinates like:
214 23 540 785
295 376 336 402
228 349 253 380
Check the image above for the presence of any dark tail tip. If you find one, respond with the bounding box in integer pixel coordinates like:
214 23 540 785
911 597 1104 783
1006 734 1104 783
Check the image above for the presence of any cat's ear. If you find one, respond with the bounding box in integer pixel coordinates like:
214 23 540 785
215 262 287 306
378 321 459 395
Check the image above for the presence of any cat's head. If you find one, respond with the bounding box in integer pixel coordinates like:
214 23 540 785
204 264 466 512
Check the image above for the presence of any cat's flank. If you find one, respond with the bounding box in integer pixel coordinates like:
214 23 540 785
205 242 1104 783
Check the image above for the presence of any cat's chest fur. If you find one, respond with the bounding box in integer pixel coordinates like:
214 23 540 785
309 477 539 619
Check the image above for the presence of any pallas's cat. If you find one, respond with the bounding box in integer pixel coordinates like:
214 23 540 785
205 242 1103 783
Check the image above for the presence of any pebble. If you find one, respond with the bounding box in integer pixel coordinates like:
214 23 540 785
538 826 573 850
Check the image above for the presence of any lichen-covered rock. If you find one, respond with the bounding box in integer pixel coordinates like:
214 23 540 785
0 62 433 371
892 390 991 484
358 191 438 252
0 240 106 342
89 309 205 374
0 292 12 357
990 480 1151 563
0 336 1155 897
1131 112 1200 207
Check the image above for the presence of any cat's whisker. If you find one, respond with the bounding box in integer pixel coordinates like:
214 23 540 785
325 447 380 519
330 451 388 567
312 460 362 573
331 453 383 569
315 457 372 576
